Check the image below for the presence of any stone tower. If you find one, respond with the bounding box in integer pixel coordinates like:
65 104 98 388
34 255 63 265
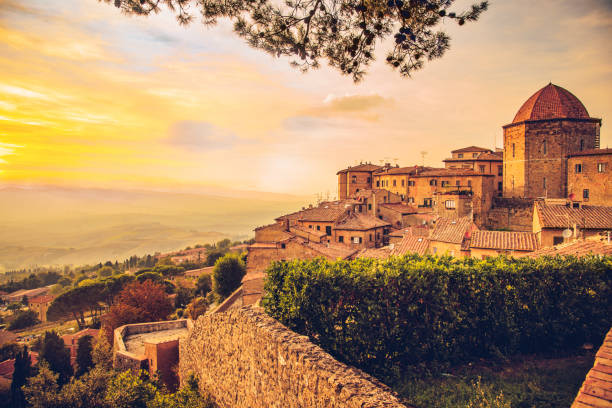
503 83 601 199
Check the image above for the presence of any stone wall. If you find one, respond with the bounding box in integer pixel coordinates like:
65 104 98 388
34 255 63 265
484 197 534 232
567 153 612 206
179 306 408 408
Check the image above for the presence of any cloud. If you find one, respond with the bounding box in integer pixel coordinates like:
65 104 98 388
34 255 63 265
166 121 243 151
300 93 394 122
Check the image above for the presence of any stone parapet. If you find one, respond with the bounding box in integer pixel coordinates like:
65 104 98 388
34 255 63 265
179 306 408 408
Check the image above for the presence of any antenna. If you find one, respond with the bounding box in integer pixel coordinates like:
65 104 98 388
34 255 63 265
420 151 428 166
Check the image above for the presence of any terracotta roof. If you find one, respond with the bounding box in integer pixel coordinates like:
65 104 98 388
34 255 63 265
512 83 591 124
0 331 17 347
528 240 612 258
334 212 391 231
568 148 612 158
28 295 54 304
248 242 279 249
374 165 433 175
305 242 357 259
290 225 327 239
451 146 492 153
470 231 539 251
536 202 612 230
353 247 392 259
279 202 352 223
571 327 612 408
430 217 477 244
411 168 493 178
337 163 382 174
0 352 38 379
379 202 418 214
391 234 430 256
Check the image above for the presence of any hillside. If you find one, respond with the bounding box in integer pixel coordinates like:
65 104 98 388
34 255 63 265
0 185 308 270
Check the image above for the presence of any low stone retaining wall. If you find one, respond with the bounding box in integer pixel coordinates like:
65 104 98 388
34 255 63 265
179 306 408 408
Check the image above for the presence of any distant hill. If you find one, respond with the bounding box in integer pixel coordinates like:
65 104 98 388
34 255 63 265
0 185 308 270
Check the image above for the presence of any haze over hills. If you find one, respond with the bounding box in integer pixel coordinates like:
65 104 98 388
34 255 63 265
0 184 309 270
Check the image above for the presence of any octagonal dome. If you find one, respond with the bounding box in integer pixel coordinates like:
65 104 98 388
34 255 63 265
512 83 590 124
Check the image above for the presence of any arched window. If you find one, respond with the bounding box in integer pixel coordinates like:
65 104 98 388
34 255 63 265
580 139 584 151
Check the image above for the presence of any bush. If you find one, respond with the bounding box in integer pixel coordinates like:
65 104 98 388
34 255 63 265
212 254 246 299
8 310 40 330
262 255 612 379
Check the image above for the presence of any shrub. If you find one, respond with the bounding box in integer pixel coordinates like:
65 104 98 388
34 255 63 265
263 255 612 379
8 310 40 330
212 253 246 299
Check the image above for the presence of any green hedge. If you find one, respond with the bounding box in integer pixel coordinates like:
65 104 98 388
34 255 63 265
262 255 611 378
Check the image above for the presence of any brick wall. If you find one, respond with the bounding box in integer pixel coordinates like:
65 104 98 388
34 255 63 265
485 197 534 232
179 306 407 408
567 153 612 206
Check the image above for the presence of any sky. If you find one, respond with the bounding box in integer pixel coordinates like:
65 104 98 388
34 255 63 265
0 0 611 197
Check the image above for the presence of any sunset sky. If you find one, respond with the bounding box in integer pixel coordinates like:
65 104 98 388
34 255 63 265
0 0 611 196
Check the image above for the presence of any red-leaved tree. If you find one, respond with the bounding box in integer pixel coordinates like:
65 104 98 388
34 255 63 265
103 280 173 343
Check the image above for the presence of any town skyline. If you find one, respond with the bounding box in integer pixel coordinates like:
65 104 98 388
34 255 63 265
0 0 611 196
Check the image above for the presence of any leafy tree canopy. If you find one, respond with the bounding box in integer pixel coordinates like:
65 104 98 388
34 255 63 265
103 0 487 81
39 331 73 385
212 253 246 299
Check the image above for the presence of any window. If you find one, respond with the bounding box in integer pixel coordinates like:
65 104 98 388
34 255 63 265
358 205 363 213
325 226 331 235
498 182 503 191
479 165 486 173
553 236 564 245
338 236 344 243
429 179 437 186
376 180 380 187
386 180 389 187
580 139 584 151
316 225 321 231
512 143 515 158
367 177 371 183
458 153 464 158
369 234 373 241
543 177 547 190
383 196 387 203
408 197 414 203
351 175 357 183
441 180 449 187
542 140 547 155
280 243 286 249
393 180 397 187
356 189 360 193
401 180 405 187
498 166 503 176
433 247 438 254
456 180 460 186
473 153 478 158
408 180 415 186
575 163 582 173
368 204 372 210
583 189 589 200
309 225 313 229
598 163 606 173
352 236 362 244
423 198 432 207
467 180 472 187
445 200 456 209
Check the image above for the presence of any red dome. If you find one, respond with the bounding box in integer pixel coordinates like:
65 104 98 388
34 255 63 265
512 83 590 123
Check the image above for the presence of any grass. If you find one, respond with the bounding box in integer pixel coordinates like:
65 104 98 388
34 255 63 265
393 353 594 408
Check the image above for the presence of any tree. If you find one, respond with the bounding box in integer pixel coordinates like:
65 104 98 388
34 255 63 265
97 266 114 279
10 346 31 408
103 0 487 82
104 371 157 408
47 283 105 329
39 331 73 385
103 281 173 343
195 274 212 297
91 332 113 370
205 250 225 267
22 361 59 408
75 335 94 377
185 297 208 320
212 253 246 299
175 287 195 309
8 310 40 330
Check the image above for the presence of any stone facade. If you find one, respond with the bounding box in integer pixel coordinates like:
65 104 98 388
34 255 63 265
484 197 535 232
179 306 407 408
567 149 612 206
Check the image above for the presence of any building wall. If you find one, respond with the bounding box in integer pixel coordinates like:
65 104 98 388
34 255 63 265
145 340 180 391
345 170 373 198
296 220 334 236
504 120 600 199
433 194 472 220
377 206 412 229
503 123 527 197
485 197 534 232
372 174 410 197
567 153 612 206
338 172 348 199
29 301 51 323
429 241 464 257
333 227 385 248
469 248 532 259
179 307 407 408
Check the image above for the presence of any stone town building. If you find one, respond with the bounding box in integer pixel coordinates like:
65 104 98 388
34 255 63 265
28 294 54 323
468 230 539 259
533 200 612 247
332 212 391 248
444 146 504 196
62 328 99 367
567 148 612 206
337 163 387 199
503 83 602 199
428 217 478 257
